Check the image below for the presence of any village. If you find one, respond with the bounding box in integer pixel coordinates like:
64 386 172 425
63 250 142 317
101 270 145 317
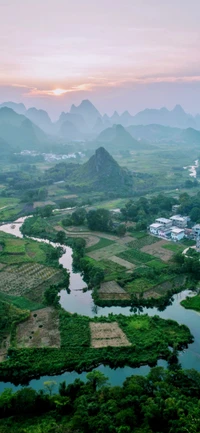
149 204 200 250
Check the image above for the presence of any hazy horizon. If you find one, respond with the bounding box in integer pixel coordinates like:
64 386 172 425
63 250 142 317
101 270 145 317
1 0 200 119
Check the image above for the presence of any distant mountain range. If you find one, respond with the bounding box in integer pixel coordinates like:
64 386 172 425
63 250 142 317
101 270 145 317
1 99 200 155
1 99 200 137
127 124 200 146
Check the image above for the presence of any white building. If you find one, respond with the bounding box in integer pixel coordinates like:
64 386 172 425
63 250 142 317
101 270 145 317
155 218 172 229
192 224 200 238
171 227 185 242
149 223 164 235
170 215 188 228
172 204 180 214
157 227 172 239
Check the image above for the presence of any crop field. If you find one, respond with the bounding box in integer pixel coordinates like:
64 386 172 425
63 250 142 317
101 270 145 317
97 259 126 281
87 243 127 261
0 233 49 264
127 235 159 250
0 263 62 297
117 248 155 265
16 307 60 348
85 237 115 253
140 240 174 262
98 281 130 300
90 322 131 348
109 255 137 270
162 243 185 253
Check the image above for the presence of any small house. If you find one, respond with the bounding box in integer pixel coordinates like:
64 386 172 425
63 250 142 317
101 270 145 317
155 218 172 229
192 224 200 238
172 204 180 214
149 223 164 235
170 215 188 228
171 227 185 242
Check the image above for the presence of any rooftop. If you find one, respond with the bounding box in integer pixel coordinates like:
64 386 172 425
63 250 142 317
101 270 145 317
193 224 200 229
171 227 185 234
170 215 187 221
156 218 172 224
150 223 163 228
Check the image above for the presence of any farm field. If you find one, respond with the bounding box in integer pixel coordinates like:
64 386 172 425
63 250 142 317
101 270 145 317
98 281 130 300
0 310 193 383
90 322 131 348
0 232 67 302
0 263 62 299
0 232 49 264
59 222 187 304
16 307 60 348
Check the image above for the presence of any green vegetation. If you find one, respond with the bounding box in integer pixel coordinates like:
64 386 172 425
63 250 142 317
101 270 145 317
0 232 62 266
21 216 55 239
162 243 185 253
0 299 29 346
127 234 158 249
2 366 200 432
181 294 200 312
0 311 193 383
117 248 155 265
0 292 44 312
86 237 115 253
147 259 168 270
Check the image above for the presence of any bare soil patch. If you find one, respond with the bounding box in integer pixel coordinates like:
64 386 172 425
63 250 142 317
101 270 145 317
90 322 131 348
99 281 130 300
63 195 78 199
109 255 136 270
117 235 135 245
16 307 60 348
33 201 55 208
141 240 173 262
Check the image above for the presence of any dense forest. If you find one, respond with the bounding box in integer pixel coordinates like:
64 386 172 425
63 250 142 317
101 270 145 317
1 366 200 432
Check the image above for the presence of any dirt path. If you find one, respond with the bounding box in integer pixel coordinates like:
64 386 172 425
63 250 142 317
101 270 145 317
54 225 100 248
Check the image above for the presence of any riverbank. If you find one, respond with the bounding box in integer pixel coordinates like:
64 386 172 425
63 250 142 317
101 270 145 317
0 218 199 390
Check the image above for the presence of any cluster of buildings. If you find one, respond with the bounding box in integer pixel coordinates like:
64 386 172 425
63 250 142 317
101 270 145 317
149 214 200 243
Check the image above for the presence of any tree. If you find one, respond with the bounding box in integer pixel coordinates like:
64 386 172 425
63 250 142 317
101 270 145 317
189 207 200 222
44 381 57 396
71 208 87 226
44 285 60 307
86 371 108 391
116 224 126 237
87 209 113 232
56 230 66 244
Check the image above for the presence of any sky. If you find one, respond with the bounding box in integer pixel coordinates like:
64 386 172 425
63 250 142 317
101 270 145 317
0 0 200 119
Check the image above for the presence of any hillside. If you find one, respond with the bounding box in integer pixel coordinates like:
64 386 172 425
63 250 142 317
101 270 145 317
127 124 200 145
96 124 148 150
70 99 101 129
130 105 196 129
77 146 133 191
0 107 50 151
26 107 53 134
45 147 133 194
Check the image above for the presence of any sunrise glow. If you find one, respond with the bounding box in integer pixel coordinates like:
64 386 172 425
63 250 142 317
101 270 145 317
52 88 68 96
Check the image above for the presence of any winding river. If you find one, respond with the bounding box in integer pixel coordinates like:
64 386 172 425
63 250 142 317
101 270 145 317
0 218 200 393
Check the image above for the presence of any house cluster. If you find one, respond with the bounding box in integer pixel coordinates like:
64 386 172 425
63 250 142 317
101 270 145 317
149 214 200 242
